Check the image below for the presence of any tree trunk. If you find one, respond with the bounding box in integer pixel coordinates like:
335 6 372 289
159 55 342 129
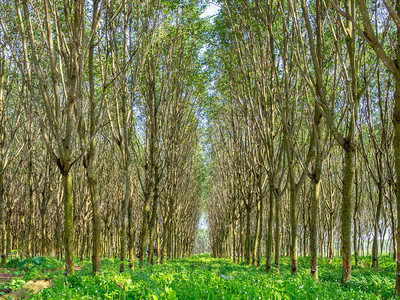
372 185 383 268
27 125 33 257
265 187 274 273
233 220 237 263
341 147 355 284
128 202 135 270
41 210 46 256
148 166 159 265
63 171 75 275
290 184 298 276
394 80 400 294
310 177 320 279
120 160 130 272
0 172 5 268
139 208 148 264
86 19 102 274
388 186 396 260
252 201 260 266
88 163 101 274
245 206 251 265
274 192 280 272
257 196 263 268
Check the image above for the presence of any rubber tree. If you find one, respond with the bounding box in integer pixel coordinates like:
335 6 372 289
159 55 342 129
0 25 23 267
16 0 102 274
77 0 105 275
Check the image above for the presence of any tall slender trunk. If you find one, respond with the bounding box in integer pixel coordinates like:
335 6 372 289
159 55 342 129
289 182 298 276
28 171 33 255
341 146 355 283
80 219 86 261
232 219 237 263
257 195 263 267
302 208 307 257
63 171 75 275
167 219 172 260
228 218 233 259
0 45 5 268
274 192 280 273
86 13 102 273
128 186 135 269
86 218 91 259
6 201 10 258
56 191 62 260
139 208 148 264
388 186 396 261
245 205 251 265
393 80 400 294
372 184 383 267
88 163 101 274
0 172 5 268
252 199 260 266
310 177 320 279
240 213 244 262
156 223 160 263
341 0 358 284
119 155 130 271
41 208 46 256
353 163 359 266
160 216 168 263
27 124 33 257
266 186 274 273
309 82 322 279
148 165 159 264
287 137 298 276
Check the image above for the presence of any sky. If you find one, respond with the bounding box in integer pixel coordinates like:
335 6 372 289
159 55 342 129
200 2 221 19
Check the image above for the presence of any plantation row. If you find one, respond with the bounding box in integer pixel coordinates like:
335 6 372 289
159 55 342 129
0 0 206 278
204 0 400 296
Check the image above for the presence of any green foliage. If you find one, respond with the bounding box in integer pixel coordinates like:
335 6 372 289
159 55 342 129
7 277 27 290
18 256 60 273
4 256 63 277
5 257 22 269
0 254 394 299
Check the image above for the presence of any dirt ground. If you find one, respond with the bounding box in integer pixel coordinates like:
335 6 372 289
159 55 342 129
0 269 53 300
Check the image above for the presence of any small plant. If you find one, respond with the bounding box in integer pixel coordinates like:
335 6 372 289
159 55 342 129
7 277 27 290
5 257 21 269
19 256 45 272
67 274 83 288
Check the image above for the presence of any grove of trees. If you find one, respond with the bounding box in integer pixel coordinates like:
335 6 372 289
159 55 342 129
2 0 400 296
0 0 205 276
205 0 400 295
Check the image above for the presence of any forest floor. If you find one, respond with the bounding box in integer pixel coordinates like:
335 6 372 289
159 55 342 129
0 253 396 299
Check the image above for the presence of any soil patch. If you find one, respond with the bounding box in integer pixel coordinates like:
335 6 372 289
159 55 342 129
0 272 16 283
0 279 53 299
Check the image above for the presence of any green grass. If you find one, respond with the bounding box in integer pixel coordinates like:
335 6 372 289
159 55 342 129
0 254 397 299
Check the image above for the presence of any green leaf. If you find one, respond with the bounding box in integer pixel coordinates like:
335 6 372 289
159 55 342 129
19 258 32 268
32 256 45 266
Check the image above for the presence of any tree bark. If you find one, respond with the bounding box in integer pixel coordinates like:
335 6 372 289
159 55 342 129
393 82 400 294
372 185 383 268
274 191 280 273
310 177 320 279
0 172 5 267
62 171 75 275
265 186 274 273
341 146 355 284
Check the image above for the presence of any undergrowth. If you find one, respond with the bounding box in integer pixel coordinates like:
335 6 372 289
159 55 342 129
0 254 397 299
